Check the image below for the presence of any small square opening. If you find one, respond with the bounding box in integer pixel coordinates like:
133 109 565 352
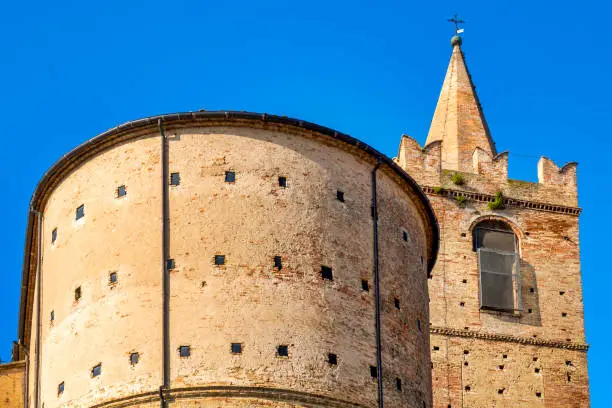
361 279 369 292
328 353 337 365
321 265 333 281
117 185 127 198
277 345 288 357
170 172 180 186
274 256 282 270
109 272 118 284
76 204 85 220
433 346 440 351
417 319 422 331
215 255 226 266
50 310 55 324
396 378 402 391
336 190 345 202
130 352 139 365
278 176 287 188
394 298 400 309
91 364 102 377
231 343 243 354
225 171 236 183
370 365 377 378
166 259 175 270
57 381 64 396
179 345 190 357
402 231 408 241
74 287 82 302
51 228 57 244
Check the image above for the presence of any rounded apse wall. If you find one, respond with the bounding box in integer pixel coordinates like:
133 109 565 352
20 112 438 408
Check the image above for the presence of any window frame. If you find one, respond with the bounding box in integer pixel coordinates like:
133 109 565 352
472 220 522 313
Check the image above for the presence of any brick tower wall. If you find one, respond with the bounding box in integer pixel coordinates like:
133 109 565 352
396 137 589 408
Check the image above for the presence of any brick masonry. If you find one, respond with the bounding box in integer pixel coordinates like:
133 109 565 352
0 361 24 408
19 122 436 408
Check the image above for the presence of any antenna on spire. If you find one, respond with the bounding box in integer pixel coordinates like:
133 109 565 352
447 13 465 35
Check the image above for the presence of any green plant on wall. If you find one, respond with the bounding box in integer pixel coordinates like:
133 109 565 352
455 195 468 208
488 191 505 210
433 186 443 194
450 172 465 185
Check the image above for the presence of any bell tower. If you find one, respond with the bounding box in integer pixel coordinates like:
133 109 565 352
395 24 590 408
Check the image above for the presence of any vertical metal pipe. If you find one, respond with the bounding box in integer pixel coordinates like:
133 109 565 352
371 159 383 408
159 119 170 407
31 209 43 408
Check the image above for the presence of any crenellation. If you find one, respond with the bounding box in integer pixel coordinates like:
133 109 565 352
472 148 508 183
399 141 580 208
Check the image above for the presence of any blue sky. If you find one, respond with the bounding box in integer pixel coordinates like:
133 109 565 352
0 0 609 405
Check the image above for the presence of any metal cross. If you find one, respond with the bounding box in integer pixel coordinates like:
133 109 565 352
447 13 464 34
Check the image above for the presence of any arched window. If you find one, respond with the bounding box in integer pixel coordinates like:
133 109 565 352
473 220 521 312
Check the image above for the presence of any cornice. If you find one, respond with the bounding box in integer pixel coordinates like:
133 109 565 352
430 326 589 351
422 186 582 216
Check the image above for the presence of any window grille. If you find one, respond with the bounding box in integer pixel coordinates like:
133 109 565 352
478 248 521 312
91 364 101 377
117 185 127 198
225 171 236 183
170 173 180 186
76 204 85 220
214 255 225 266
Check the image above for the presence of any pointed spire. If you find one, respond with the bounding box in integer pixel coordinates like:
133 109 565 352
425 36 496 172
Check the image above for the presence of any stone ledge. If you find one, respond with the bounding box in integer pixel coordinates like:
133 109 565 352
422 186 582 216
430 326 589 351
90 386 369 408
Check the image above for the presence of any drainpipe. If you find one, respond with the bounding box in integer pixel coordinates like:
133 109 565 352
26 208 43 408
159 119 170 408
371 158 384 408
13 341 29 408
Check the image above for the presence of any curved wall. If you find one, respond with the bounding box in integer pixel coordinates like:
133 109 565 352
25 116 436 408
